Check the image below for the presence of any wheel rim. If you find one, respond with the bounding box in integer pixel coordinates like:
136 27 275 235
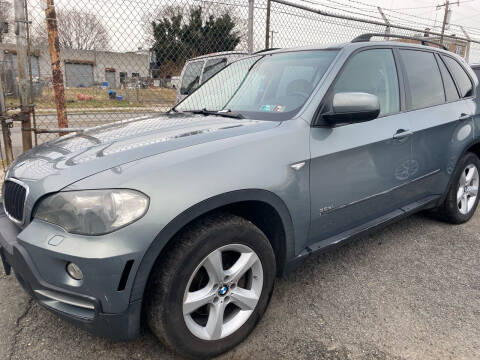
457 163 479 215
182 244 264 341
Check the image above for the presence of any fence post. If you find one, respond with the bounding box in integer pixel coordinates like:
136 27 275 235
248 0 254 54
377 7 390 40
45 0 68 133
14 0 33 152
0 75 13 165
265 0 271 49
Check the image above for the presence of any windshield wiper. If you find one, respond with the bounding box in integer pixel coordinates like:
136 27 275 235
189 109 244 119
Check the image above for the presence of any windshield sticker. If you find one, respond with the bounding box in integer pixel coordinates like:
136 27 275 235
260 105 286 112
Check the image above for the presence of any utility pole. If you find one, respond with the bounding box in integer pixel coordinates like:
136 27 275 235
270 30 278 48
265 0 271 49
14 0 33 152
248 0 254 54
438 0 463 45
440 0 450 45
0 75 13 165
45 0 68 132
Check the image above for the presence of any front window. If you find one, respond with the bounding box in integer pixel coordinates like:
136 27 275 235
333 49 400 116
175 50 339 120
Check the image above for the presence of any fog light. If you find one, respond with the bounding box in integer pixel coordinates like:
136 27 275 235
66 262 83 281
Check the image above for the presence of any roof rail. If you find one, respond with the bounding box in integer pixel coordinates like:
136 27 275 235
253 48 281 54
351 33 448 51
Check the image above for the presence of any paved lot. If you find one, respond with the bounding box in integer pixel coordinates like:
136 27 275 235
1 212 480 360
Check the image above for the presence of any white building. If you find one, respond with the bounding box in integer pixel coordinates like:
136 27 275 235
0 43 150 93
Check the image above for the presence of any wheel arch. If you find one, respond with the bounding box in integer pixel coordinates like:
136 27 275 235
464 141 480 160
439 139 480 204
129 189 295 303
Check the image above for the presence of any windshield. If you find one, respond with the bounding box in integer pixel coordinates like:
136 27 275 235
175 50 339 120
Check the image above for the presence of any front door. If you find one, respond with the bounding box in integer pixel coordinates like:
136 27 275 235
309 48 414 245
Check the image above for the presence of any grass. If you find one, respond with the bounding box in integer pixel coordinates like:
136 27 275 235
6 86 177 112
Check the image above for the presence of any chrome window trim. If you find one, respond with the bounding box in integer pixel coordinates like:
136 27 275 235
2 177 29 226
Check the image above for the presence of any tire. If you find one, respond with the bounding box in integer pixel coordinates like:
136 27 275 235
436 152 480 224
145 213 276 359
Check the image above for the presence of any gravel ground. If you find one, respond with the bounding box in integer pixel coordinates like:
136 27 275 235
1 212 480 360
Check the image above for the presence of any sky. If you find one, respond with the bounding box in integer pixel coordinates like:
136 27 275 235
22 0 480 61
289 0 480 36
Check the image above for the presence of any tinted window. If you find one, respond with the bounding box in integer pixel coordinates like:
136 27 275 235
333 49 399 116
475 69 480 93
180 61 204 95
475 69 480 81
400 50 444 110
442 56 473 98
202 58 227 83
474 69 480 105
437 56 459 102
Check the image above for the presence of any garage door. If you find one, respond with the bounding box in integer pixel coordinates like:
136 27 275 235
105 71 116 88
65 63 94 87
12 54 40 78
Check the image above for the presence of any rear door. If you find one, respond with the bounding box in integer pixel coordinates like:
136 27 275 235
401 49 473 198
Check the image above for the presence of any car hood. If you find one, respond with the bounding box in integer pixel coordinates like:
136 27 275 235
7 113 279 194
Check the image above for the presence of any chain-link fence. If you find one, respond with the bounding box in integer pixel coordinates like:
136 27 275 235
1 0 480 180
21 0 266 144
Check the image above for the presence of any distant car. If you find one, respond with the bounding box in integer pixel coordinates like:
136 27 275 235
176 51 247 103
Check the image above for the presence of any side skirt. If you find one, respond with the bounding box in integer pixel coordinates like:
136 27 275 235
283 194 440 275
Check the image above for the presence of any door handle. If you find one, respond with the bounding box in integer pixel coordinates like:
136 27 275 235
459 113 471 121
393 129 413 139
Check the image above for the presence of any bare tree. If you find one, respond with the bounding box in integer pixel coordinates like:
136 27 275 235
33 8 109 50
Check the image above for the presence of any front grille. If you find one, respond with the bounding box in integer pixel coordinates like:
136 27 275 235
3 180 27 223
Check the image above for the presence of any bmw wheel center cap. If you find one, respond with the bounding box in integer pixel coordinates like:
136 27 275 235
218 285 229 296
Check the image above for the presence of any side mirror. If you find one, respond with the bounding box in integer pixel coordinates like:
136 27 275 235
323 92 380 125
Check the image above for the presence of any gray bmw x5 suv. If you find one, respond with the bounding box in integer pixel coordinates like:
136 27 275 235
1 36 479 358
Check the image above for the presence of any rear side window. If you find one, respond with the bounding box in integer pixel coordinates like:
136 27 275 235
442 56 473 98
180 61 204 95
399 50 444 110
202 58 228 83
474 68 480 80
437 56 460 102
333 49 400 116
474 69 480 93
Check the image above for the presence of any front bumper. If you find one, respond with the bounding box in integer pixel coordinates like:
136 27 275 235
0 209 142 341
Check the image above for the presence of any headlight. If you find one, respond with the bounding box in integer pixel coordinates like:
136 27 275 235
34 189 149 235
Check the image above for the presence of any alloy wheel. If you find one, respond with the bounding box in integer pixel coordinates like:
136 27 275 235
457 163 479 215
182 243 264 341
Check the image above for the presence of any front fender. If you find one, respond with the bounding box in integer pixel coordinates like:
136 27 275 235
128 189 295 302
65 119 311 305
